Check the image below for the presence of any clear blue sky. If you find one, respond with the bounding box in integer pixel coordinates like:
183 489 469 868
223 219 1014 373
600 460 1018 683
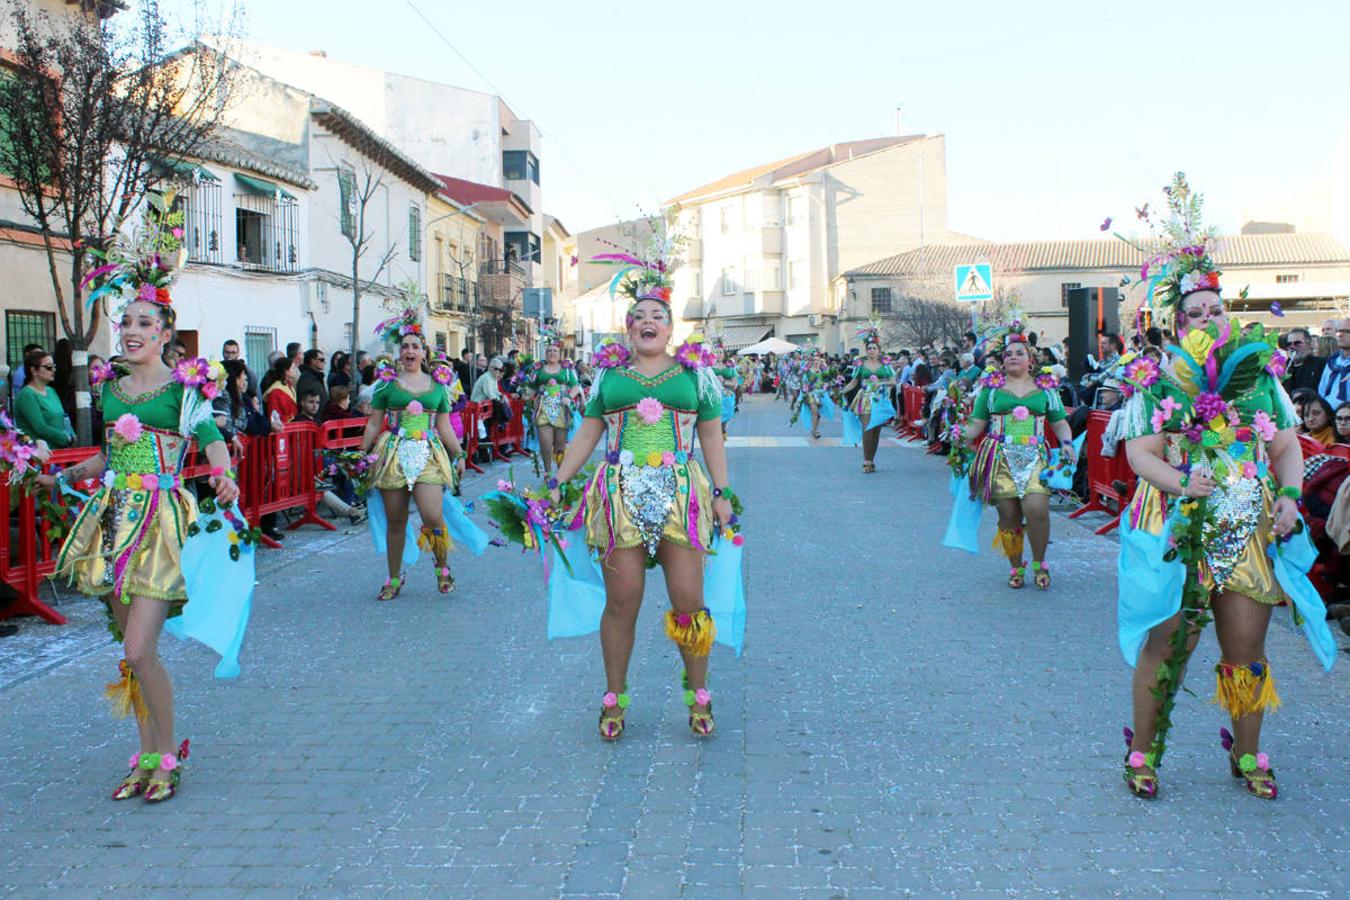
166 0 1350 243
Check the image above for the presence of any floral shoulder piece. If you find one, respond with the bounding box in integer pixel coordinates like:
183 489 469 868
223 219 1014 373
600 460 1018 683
593 339 630 370
978 368 1006 389
172 357 226 401
674 332 718 370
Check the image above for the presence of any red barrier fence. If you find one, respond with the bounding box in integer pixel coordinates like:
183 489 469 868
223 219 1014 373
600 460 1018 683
1067 410 1135 535
901 385 925 441
235 422 334 550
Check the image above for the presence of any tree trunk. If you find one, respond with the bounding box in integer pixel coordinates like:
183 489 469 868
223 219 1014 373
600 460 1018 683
351 261 361 366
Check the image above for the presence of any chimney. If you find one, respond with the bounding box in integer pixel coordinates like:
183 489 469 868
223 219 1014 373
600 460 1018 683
895 105 905 136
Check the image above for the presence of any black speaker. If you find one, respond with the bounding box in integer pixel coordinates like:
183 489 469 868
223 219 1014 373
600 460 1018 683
1066 287 1120 382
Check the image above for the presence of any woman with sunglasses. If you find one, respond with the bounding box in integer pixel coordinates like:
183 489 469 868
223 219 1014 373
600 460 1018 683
14 348 74 449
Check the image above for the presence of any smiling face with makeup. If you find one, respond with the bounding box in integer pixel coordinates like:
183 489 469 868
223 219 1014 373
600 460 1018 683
626 300 672 357
118 300 173 367
1001 340 1032 378
398 333 427 372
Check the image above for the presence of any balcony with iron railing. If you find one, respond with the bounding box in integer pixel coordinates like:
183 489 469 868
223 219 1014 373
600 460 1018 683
478 258 528 312
436 272 479 314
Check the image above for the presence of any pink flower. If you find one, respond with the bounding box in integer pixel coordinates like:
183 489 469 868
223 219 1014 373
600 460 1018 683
602 692 618 708
661 451 676 467
377 366 396 383
694 688 711 705
407 400 424 415
160 754 178 772
1128 751 1147 768
1011 405 1029 421
732 534 745 547
496 479 514 491
136 283 157 302
432 365 453 385
201 381 219 400
593 342 630 370
172 357 209 388
1256 752 1270 770
1266 351 1287 378
113 413 143 445
1124 356 1160 387
676 613 692 628
89 360 116 386
635 397 664 425
1252 410 1277 442
1242 461 1257 478
1151 396 1182 434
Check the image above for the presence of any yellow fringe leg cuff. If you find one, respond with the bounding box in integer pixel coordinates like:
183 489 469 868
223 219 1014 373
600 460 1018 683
418 525 453 562
104 659 147 722
665 608 717 657
1213 658 1281 719
992 526 1024 561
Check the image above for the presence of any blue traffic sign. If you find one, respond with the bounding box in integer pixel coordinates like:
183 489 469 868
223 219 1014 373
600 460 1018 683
954 264 993 302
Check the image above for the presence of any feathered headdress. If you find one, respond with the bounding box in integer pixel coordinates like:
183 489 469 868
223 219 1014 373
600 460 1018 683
82 189 187 318
1114 172 1223 324
976 308 1029 357
587 210 683 306
540 324 563 348
855 317 882 346
373 280 427 344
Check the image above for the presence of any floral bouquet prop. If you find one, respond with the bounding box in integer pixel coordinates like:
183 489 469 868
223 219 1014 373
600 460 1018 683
0 411 78 543
322 449 380 495
481 465 595 576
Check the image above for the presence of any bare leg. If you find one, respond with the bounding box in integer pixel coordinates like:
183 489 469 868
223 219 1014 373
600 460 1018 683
599 547 647 694
550 425 568 469
537 425 555 475
1212 591 1276 757
1128 613 1202 758
656 541 710 698
1021 492 1051 563
862 427 881 464
993 498 1025 566
122 597 173 758
106 599 154 755
381 488 411 582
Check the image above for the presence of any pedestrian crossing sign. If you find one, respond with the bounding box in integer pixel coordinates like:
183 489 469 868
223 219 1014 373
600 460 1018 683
954 264 994 303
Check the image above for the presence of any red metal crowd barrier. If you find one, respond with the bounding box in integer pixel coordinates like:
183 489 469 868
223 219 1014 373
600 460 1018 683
235 422 334 550
901 385 925 440
1067 409 1135 535
460 403 484 473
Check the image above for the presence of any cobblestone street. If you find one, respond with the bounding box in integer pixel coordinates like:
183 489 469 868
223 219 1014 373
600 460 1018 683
2 395 1348 898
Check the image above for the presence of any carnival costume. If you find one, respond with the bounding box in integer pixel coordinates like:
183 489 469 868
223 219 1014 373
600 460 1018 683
363 292 488 597
530 364 581 430
1111 173 1335 799
942 315 1072 588
53 197 256 802
484 213 746 741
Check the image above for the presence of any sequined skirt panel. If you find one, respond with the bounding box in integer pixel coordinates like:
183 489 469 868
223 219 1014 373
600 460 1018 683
55 485 196 607
535 393 571 429
368 432 458 492
970 439 1050 502
582 460 714 557
1123 480 1286 607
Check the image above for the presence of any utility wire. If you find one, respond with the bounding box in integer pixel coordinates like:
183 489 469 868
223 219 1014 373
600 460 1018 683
402 0 644 225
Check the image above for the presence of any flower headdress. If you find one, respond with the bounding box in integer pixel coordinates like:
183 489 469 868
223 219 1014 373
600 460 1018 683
587 210 683 307
1113 172 1223 326
976 308 1029 358
855 317 882 347
540 325 563 348
82 189 187 320
373 280 427 345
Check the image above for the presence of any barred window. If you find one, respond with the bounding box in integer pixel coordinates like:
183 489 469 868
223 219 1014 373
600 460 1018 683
871 287 893 314
5 310 56 370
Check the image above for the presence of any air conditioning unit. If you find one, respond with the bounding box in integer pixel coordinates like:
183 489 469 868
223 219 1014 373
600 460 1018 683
807 314 824 327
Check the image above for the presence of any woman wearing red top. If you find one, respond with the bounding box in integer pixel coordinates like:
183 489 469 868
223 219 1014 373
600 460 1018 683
262 357 299 425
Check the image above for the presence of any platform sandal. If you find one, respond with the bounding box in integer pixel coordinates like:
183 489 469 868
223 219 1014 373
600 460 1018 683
143 740 189 804
1008 565 1026 589
1121 727 1158 798
377 574 403 601
112 757 151 800
1220 728 1277 799
437 566 455 594
1031 561 1050 590
599 689 630 741
681 671 715 737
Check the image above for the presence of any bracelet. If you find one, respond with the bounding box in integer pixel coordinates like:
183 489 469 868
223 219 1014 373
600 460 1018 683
1178 473 1190 495
209 466 236 479
1277 485 1301 500
546 477 559 489
712 487 727 498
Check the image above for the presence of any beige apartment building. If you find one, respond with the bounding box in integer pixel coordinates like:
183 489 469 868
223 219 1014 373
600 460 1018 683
666 134 952 350
839 229 1350 348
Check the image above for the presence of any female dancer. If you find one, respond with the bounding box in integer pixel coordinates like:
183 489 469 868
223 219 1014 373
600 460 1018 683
46 218 244 803
959 325 1073 588
1114 174 1334 799
839 333 896 472
530 340 582 475
798 355 833 439
359 302 469 599
713 350 740 435
552 259 735 741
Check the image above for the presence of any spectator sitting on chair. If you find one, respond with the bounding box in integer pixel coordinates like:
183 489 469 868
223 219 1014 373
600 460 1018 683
472 358 504 404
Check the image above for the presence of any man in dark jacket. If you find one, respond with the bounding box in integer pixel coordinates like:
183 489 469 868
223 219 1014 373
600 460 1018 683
1283 327 1325 395
296 348 329 411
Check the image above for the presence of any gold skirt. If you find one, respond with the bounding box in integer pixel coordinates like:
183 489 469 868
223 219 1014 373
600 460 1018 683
1125 480 1286 607
971 440 1050 502
535 394 572 430
55 484 196 607
582 459 715 556
368 432 458 492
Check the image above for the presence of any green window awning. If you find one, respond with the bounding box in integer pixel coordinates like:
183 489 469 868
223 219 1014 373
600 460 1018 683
233 172 296 201
153 158 219 183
